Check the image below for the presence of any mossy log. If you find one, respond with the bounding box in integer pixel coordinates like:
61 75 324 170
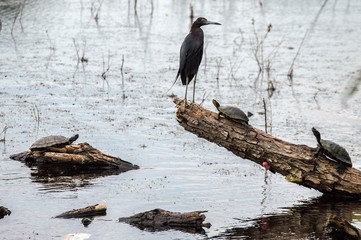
10 143 138 173
55 203 106 219
119 208 210 234
173 97 361 198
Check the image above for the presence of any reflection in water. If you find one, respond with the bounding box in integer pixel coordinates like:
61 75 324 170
213 196 361 240
29 163 127 192
260 171 271 214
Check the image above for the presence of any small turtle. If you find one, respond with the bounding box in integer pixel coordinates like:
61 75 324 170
212 99 249 124
311 127 352 173
30 134 79 151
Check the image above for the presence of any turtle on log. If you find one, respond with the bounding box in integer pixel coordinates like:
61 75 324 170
30 134 79 151
311 127 352 174
212 99 249 125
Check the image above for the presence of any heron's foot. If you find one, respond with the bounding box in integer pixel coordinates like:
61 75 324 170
181 99 190 108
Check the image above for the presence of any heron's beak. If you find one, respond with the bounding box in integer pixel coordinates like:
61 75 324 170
205 20 221 25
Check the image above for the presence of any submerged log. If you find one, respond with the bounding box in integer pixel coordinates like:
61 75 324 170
119 208 210 234
325 215 361 239
55 203 106 219
173 97 361 198
0 206 11 219
10 142 138 173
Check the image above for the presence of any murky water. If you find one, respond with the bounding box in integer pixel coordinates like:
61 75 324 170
1 0 361 239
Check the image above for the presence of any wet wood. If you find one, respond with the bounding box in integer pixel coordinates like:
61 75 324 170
173 97 361 198
119 208 210 234
325 215 361 239
55 203 106 219
10 142 139 172
0 206 11 219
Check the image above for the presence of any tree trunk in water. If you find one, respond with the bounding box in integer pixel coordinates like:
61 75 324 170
119 208 210 234
10 143 139 173
55 203 107 219
173 97 361 198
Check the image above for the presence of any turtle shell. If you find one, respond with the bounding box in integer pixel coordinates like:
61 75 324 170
219 106 249 123
320 139 352 167
30 134 78 150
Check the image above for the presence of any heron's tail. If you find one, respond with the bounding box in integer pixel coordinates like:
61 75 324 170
166 71 180 94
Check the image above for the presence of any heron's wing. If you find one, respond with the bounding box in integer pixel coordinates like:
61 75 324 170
168 31 204 92
179 33 203 85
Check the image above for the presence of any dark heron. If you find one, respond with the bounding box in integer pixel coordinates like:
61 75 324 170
172 17 221 105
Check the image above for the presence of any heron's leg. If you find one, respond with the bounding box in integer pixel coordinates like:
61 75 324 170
192 74 198 103
184 77 189 107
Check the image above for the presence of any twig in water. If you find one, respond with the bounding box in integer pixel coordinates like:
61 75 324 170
0 126 9 142
215 57 222 87
313 88 321 109
150 0 154 17
250 20 273 83
267 80 276 98
91 0 104 23
120 54 125 88
120 54 126 100
288 0 328 83
45 30 56 69
134 0 138 16
81 40 88 63
199 92 208 106
32 104 41 130
287 29 308 83
262 98 273 134
101 50 111 88
73 38 80 78
189 4 194 23
72 39 88 78
263 98 267 133
11 0 26 36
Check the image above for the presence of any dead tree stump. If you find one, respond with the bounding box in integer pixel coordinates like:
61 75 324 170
173 97 361 198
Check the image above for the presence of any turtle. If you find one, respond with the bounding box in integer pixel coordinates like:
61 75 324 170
212 99 249 124
30 134 79 151
311 127 352 173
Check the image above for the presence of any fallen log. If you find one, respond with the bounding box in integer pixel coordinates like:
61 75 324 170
119 208 210 234
173 97 361 198
10 142 139 173
55 203 106 219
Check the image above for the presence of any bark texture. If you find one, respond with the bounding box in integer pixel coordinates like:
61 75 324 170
10 142 138 173
173 97 361 198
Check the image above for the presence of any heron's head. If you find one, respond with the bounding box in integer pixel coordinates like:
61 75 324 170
193 17 221 28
